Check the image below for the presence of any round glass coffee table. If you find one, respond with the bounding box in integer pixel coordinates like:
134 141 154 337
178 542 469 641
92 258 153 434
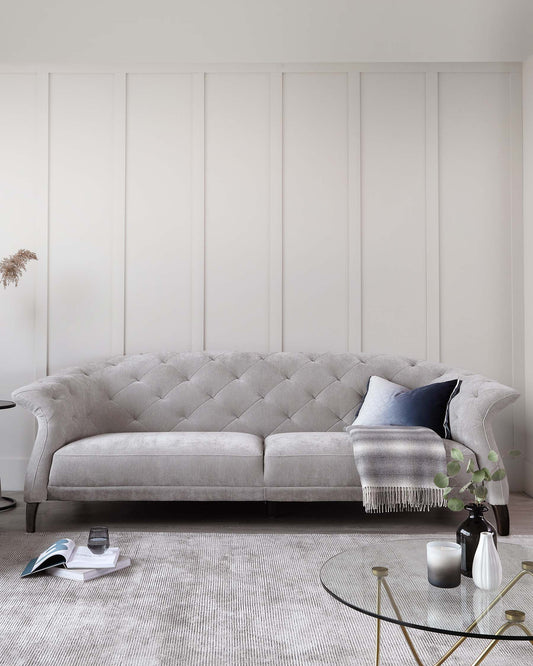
320 539 533 665
0 400 16 511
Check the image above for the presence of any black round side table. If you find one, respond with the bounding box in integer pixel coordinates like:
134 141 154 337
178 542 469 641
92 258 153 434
0 401 17 511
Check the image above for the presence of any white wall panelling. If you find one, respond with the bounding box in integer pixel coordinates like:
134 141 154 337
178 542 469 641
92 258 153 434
35 73 50 381
125 73 194 354
361 72 427 358
191 73 205 352
48 74 116 373
425 72 441 363
269 73 283 352
283 73 349 352
439 73 513 382
0 63 523 490
205 73 271 350
347 72 362 353
111 73 126 356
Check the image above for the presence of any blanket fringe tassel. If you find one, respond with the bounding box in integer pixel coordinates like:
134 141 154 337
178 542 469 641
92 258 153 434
362 486 446 513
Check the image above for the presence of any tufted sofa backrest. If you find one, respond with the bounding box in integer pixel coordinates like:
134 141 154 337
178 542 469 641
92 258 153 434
51 351 472 438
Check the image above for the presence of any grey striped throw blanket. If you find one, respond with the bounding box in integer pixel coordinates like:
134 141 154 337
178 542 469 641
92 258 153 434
346 425 447 512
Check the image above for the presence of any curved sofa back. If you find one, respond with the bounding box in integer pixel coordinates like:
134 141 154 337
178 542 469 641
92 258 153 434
34 351 490 438
14 350 520 504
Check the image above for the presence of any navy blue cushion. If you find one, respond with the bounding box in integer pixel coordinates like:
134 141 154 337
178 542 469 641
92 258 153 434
352 376 461 438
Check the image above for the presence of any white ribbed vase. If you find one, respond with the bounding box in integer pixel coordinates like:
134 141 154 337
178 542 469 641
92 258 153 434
472 532 502 591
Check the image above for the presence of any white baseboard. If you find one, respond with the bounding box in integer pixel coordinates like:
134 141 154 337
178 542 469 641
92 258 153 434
0 457 28 492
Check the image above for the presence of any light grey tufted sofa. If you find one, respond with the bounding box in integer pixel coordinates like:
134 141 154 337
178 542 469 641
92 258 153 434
13 351 519 534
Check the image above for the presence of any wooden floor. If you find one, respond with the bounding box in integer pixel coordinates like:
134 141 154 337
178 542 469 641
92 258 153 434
1 491 532 535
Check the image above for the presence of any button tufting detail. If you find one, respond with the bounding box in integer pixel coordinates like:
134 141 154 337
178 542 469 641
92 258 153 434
32 351 494 441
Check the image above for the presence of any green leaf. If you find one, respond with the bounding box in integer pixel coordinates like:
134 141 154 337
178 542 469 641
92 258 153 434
481 468 492 481
475 486 488 502
491 469 506 482
466 459 476 473
434 473 450 489
508 449 522 458
460 482 474 494
447 461 461 477
471 470 486 483
447 498 465 512
443 487 452 498
451 448 464 462
487 450 499 463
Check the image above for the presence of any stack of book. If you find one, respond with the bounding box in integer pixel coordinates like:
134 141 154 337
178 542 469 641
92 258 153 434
21 538 131 581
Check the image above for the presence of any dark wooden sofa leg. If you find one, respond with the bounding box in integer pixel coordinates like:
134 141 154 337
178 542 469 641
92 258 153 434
492 504 510 536
26 503 39 533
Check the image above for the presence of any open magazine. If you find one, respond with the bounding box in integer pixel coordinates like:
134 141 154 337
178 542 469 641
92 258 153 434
21 538 120 577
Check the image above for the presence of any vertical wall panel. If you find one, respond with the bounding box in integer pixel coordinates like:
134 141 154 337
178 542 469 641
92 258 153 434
439 73 512 384
205 74 271 350
126 74 193 353
283 73 349 351
191 73 205 351
269 73 283 351
111 73 126 355
347 72 362 353
0 74 40 487
48 74 115 372
361 73 427 357
425 72 441 362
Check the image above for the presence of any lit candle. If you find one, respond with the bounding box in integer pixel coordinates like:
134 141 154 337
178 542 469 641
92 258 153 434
427 541 461 588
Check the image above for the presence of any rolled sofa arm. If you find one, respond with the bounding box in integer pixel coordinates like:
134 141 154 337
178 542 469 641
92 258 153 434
13 372 107 502
447 376 519 506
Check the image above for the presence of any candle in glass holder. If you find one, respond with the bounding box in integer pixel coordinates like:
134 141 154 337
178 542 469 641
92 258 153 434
427 541 461 588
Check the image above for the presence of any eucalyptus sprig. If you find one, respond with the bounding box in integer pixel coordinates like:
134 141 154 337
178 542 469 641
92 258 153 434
434 448 520 512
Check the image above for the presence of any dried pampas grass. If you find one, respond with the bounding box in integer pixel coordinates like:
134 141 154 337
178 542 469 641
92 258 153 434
0 249 38 288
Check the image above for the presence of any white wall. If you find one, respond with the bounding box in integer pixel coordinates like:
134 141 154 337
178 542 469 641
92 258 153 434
0 63 523 492
523 56 533 496
1 1 533 64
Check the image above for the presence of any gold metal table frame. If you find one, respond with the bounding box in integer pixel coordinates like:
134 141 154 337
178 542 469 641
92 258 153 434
372 560 533 666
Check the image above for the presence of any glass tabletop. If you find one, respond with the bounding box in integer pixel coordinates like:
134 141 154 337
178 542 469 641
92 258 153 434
320 539 533 640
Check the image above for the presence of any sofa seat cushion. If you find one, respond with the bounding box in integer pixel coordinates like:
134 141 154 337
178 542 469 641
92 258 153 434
49 432 264 488
264 431 476 489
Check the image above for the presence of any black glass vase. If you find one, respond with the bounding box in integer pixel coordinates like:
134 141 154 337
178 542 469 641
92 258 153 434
456 503 497 577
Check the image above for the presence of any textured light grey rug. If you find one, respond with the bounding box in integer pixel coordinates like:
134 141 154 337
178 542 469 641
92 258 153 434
1 532 533 665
